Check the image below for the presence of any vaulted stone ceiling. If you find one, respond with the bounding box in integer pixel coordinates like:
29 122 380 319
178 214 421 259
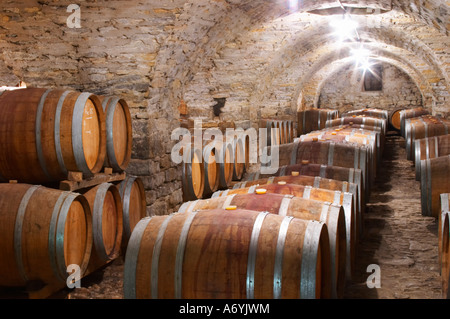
161 0 449 122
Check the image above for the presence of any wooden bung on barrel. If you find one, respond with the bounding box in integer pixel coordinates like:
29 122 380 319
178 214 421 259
98 96 133 172
420 155 450 218
81 183 123 274
414 135 450 180
124 209 331 299
0 183 93 287
0 88 106 183
179 192 349 298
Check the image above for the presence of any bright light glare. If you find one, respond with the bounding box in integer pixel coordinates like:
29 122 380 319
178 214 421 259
288 0 299 12
351 48 373 71
329 16 358 42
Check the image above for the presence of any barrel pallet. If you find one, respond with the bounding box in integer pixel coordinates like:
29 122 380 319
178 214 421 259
58 168 126 192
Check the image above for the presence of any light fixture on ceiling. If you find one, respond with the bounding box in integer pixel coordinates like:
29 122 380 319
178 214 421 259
329 14 359 43
351 46 373 71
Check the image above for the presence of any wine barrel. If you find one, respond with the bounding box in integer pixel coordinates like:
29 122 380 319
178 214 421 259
297 130 378 181
344 109 389 120
246 163 365 216
420 155 450 218
0 88 106 183
229 135 245 181
124 209 331 299
400 107 430 137
179 193 347 298
117 176 147 248
440 208 450 298
414 135 450 180
267 141 369 197
297 109 339 135
0 183 92 287
389 108 403 131
233 174 361 238
201 142 220 196
260 119 281 147
82 183 123 273
439 194 450 270
325 117 387 136
405 117 450 160
182 146 205 201
98 96 132 172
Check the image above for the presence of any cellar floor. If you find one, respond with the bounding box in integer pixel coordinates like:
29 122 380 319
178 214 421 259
64 131 443 300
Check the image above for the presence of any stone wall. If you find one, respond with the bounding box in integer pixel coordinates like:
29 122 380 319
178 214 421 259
318 62 424 113
0 0 448 217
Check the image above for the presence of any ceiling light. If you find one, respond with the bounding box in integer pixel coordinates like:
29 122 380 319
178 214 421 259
329 15 359 42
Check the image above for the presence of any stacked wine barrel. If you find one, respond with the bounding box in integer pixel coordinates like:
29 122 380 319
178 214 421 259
297 109 339 135
400 108 450 297
181 132 250 201
0 87 146 297
123 108 386 300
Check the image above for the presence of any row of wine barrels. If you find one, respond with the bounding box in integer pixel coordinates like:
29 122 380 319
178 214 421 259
181 135 249 201
325 116 388 136
245 163 365 216
414 135 450 180
0 88 133 184
295 128 380 184
420 155 450 218
404 115 450 161
399 107 430 137
178 193 348 299
343 108 389 120
124 209 332 299
260 119 295 146
231 174 361 240
297 109 339 136
264 140 370 199
0 176 146 288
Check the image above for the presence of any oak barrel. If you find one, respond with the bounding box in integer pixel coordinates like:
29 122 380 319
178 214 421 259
440 209 450 298
405 116 450 160
233 174 361 239
344 108 389 120
182 146 205 201
389 108 403 131
297 109 339 135
180 192 350 296
117 176 147 248
267 141 369 196
399 107 429 137
0 88 106 183
124 209 331 299
0 183 92 287
98 96 132 172
82 182 123 273
420 155 450 218
414 135 450 180
247 162 365 216
325 117 387 136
